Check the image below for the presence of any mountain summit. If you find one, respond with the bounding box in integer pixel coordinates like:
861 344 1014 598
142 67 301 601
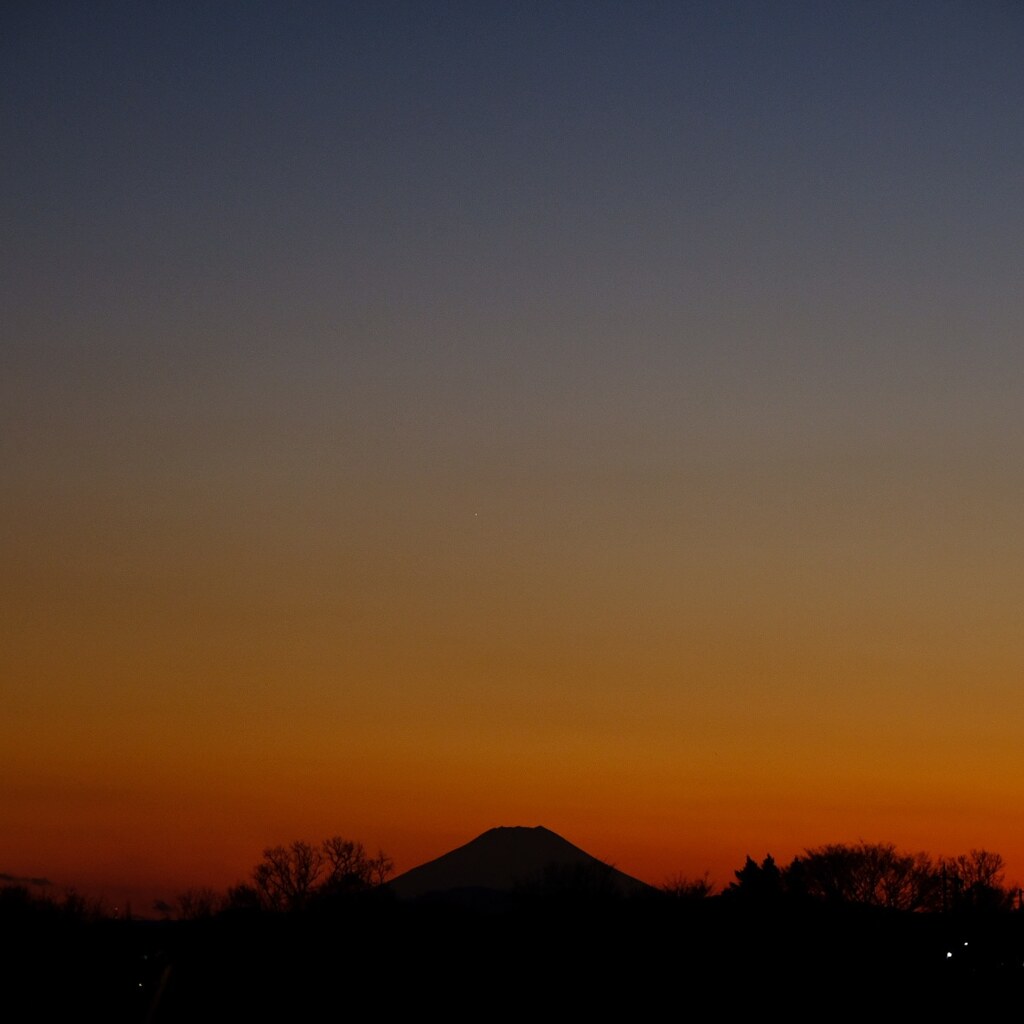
389 825 651 899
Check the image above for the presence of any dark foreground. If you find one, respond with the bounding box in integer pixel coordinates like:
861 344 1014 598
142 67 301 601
6 894 1024 1019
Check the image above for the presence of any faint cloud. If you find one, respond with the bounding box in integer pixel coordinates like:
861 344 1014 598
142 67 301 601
0 872 52 887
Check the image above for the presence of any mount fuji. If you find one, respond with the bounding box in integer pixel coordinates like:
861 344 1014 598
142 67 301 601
389 825 652 899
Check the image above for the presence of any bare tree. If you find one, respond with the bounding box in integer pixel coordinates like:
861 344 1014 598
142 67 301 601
321 836 394 894
253 840 326 911
939 849 1011 911
223 883 261 913
662 871 715 901
786 842 938 911
251 836 394 911
176 886 222 920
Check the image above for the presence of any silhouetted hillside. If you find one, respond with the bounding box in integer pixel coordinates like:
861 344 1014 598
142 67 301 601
389 825 653 900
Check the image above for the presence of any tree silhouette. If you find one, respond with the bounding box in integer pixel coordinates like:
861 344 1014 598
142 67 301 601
321 836 394 893
254 840 325 911
176 886 222 920
785 842 938 911
939 849 1012 911
725 854 784 903
662 871 715 900
251 836 394 911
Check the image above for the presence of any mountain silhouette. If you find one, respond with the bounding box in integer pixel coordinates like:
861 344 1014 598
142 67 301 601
389 825 652 899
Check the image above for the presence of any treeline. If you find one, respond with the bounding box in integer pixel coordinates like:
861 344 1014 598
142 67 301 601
5 837 1024 1018
169 837 1023 920
175 836 394 919
165 835 1022 921
0 881 108 923
2 837 1018 924
673 842 1018 913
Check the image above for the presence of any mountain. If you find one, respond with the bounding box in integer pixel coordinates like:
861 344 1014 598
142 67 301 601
389 825 653 900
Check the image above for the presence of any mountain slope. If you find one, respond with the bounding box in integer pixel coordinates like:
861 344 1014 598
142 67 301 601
389 825 652 899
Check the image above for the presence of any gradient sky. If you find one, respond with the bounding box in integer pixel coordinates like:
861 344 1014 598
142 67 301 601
4 1 1024 907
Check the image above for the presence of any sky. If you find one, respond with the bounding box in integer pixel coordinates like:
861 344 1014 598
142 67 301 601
4 1 1024 908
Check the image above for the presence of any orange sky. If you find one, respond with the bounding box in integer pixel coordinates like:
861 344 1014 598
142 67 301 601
5 4 1024 910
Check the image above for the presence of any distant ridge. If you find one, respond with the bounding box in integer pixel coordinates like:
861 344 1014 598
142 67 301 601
389 825 652 899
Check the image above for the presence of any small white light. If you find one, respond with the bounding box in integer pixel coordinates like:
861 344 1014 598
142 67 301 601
946 952 952 958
